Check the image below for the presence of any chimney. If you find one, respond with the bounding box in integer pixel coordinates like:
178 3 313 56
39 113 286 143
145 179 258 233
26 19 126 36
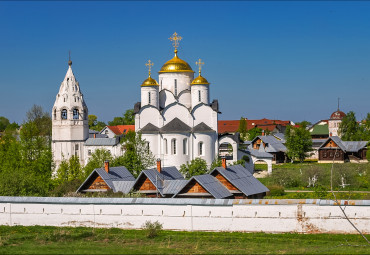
329 132 332 137
156 158 161 173
104 160 109 173
221 157 227 169
94 133 96 138
262 130 265 136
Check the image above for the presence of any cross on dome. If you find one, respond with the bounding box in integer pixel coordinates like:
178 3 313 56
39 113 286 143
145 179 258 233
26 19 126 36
196 58 204 74
169 32 182 52
145 60 154 76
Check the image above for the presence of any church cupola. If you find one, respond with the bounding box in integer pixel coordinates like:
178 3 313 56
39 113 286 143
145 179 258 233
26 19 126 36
141 60 159 108
191 58 210 107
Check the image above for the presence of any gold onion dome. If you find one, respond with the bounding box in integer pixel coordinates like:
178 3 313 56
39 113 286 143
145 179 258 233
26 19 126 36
141 75 159 87
191 73 210 85
159 50 194 73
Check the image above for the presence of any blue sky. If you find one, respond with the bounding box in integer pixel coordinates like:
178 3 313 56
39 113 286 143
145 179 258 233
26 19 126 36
1 1 370 124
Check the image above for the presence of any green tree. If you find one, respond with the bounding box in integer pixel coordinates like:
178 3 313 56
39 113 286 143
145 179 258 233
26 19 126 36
338 111 362 141
83 149 113 178
180 158 208 179
108 116 125 126
210 156 222 170
118 131 155 177
247 127 263 141
108 109 135 126
295 121 311 128
88 114 106 131
237 117 248 142
285 125 313 162
56 155 84 184
26 104 51 136
0 116 10 131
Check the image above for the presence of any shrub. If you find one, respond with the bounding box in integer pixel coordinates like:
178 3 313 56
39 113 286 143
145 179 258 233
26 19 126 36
141 220 163 238
267 185 285 196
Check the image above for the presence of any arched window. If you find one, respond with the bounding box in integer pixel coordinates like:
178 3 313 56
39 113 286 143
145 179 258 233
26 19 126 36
198 90 201 102
53 109 57 120
198 142 203 156
171 139 177 155
84 109 87 120
73 109 79 120
164 138 168 154
61 109 67 120
148 92 151 104
183 138 187 155
174 79 177 96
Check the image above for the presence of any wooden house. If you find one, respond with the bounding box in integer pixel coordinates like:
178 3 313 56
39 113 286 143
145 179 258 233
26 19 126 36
318 136 368 163
249 135 287 163
77 161 135 193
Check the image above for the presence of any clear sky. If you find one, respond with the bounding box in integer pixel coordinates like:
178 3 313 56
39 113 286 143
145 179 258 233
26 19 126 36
1 1 370 124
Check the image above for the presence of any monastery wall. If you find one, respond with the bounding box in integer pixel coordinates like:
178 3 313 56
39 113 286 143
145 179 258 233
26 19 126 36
0 197 369 234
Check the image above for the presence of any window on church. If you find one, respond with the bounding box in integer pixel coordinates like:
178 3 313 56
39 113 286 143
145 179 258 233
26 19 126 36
183 138 187 155
171 139 177 155
147 142 150 153
73 109 79 120
148 92 151 104
198 90 201 102
164 139 168 154
174 79 177 96
75 144 79 150
88 150 92 156
53 109 57 120
199 142 203 156
61 109 67 120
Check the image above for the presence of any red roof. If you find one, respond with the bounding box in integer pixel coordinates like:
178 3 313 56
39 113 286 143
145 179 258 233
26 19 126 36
218 119 291 134
330 110 346 120
107 125 135 135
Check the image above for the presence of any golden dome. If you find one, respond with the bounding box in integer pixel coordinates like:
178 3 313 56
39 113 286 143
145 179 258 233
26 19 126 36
141 75 159 87
191 73 210 85
159 50 194 73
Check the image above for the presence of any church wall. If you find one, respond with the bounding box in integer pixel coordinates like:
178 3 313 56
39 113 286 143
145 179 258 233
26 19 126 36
161 133 191 168
159 72 193 98
162 104 192 126
178 90 191 108
191 84 209 107
159 90 176 109
137 108 162 130
192 105 217 130
141 134 160 162
141 86 159 108
193 133 216 166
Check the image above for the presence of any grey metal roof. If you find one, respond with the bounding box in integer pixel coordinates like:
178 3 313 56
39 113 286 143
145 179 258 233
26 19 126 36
247 148 273 158
173 175 232 199
133 167 184 196
273 133 285 142
250 135 287 153
193 122 214 132
89 129 99 134
139 123 160 133
211 165 269 196
85 137 119 146
163 180 188 195
77 166 135 193
161 118 191 133
112 181 135 194
318 136 367 152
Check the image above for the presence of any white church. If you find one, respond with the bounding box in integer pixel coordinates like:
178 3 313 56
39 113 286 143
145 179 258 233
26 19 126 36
52 33 241 169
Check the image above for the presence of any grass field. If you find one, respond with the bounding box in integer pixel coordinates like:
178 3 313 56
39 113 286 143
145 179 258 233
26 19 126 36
0 226 369 254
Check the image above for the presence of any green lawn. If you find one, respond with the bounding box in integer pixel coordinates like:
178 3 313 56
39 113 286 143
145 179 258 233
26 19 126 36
0 226 369 254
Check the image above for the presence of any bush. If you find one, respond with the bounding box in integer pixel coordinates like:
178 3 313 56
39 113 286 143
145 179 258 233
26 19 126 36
141 220 163 238
267 185 285 196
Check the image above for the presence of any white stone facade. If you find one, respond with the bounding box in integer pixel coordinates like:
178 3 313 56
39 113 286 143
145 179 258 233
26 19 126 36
52 62 89 168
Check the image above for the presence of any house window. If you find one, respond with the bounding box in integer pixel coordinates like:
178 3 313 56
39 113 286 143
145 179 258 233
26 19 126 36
61 109 67 120
183 138 187 155
88 150 92 156
198 90 201 102
73 109 79 120
164 138 168 154
105 130 109 135
199 142 203 156
171 139 177 155
174 79 177 96
148 92 151 104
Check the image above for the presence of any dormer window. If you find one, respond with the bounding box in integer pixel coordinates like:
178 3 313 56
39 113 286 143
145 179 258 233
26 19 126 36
73 109 79 120
61 109 67 120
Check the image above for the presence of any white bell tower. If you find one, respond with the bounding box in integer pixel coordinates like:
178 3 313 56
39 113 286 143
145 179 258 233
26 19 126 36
52 58 89 169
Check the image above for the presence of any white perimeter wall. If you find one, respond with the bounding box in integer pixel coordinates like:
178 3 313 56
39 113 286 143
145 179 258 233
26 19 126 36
0 198 369 234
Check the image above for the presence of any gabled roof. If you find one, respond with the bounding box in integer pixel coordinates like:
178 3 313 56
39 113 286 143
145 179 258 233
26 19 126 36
218 119 291 134
211 165 269 196
319 136 368 152
250 135 287 153
161 118 191 133
133 167 184 196
310 123 329 135
104 125 135 135
77 166 135 193
139 123 160 133
193 122 214 132
174 174 233 199
85 137 119 146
